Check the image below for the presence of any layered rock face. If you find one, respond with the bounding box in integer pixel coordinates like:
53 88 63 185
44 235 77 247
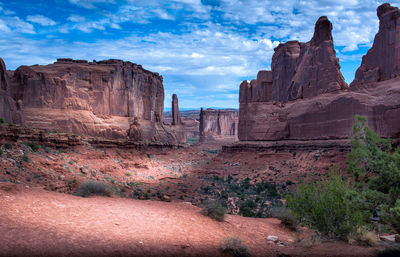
241 16 347 106
0 58 24 125
7 59 185 144
200 108 238 142
351 3 400 86
239 5 400 141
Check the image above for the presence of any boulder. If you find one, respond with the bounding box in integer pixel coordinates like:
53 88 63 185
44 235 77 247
351 3 400 86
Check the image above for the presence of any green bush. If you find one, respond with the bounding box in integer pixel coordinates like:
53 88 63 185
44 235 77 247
22 154 30 162
270 206 298 231
286 173 366 239
75 180 113 197
221 236 250 257
387 199 400 233
0 118 3 124
24 142 40 152
201 199 227 221
4 143 12 150
347 115 400 200
239 199 257 217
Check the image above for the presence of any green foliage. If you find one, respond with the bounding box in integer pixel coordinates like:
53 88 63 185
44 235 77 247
201 199 227 222
24 142 40 152
75 180 113 197
286 172 366 239
22 154 30 163
239 199 258 217
221 236 250 257
4 143 12 150
270 206 298 231
0 118 3 124
387 199 400 233
347 115 400 198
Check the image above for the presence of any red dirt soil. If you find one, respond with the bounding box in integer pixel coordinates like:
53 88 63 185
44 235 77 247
0 182 376 257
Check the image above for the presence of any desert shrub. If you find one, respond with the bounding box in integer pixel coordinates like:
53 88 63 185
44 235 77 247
221 236 250 257
24 142 40 152
22 154 30 162
0 118 3 124
386 199 400 233
270 206 298 231
201 199 227 221
0 149 2 156
348 227 379 246
4 143 12 150
75 180 113 197
286 172 366 240
239 199 257 217
347 115 400 200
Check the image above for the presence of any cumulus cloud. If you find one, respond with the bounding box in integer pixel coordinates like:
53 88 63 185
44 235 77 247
27 15 56 26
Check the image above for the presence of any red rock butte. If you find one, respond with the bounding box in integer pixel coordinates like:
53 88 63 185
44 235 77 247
0 58 185 144
238 3 400 141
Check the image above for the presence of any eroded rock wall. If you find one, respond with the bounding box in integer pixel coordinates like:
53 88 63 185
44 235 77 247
0 58 24 125
238 5 400 141
199 108 238 142
7 59 184 144
351 3 400 86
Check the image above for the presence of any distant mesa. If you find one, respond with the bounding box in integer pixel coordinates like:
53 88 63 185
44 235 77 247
0 58 185 145
199 108 238 143
239 3 400 141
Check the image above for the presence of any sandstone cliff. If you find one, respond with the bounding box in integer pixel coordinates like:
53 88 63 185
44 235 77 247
200 108 238 142
7 58 185 144
351 3 400 86
242 16 347 104
172 94 182 125
238 4 400 141
0 58 24 125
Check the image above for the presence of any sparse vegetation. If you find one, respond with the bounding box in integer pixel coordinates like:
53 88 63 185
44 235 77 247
75 180 113 197
270 206 298 231
201 199 227 221
221 236 250 257
22 154 30 163
4 143 12 150
24 142 40 152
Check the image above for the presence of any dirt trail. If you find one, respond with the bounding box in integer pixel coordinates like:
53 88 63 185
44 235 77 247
0 182 375 257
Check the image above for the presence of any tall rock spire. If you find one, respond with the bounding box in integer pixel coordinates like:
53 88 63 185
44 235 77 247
171 93 182 125
351 3 400 86
288 16 348 100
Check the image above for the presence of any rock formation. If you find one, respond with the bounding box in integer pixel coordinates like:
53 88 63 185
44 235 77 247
288 16 348 100
200 108 238 142
239 5 400 141
171 94 182 125
242 16 347 105
6 58 185 144
0 58 24 125
351 3 400 86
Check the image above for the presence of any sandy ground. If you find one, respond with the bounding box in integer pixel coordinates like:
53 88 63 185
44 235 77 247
0 182 378 257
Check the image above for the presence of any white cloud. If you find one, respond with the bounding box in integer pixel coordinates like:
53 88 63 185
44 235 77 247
67 15 85 23
27 15 56 26
69 0 115 9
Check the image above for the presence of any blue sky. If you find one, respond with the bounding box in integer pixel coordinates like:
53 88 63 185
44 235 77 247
0 0 396 109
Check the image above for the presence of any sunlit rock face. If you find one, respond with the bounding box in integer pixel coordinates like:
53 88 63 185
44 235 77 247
7 58 185 144
239 7 400 141
351 3 400 86
199 108 238 142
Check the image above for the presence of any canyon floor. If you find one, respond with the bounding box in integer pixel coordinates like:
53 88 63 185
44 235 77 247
0 137 397 256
